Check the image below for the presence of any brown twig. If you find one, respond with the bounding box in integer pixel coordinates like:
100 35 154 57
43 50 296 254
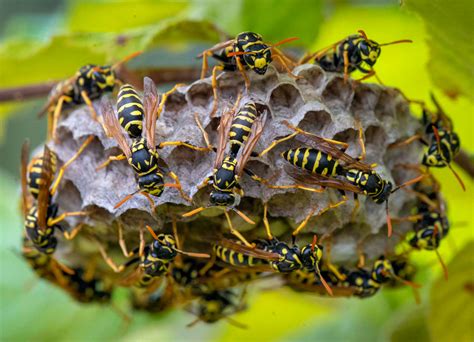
0 67 201 103
454 149 474 179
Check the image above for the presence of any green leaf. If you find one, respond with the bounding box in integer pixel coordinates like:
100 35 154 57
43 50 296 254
404 0 474 101
427 241 474 342
188 0 324 47
0 19 221 88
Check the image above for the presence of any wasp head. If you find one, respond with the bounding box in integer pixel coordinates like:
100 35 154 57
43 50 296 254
358 39 381 67
209 191 237 207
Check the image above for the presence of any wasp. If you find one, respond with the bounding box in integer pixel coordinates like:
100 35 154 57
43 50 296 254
182 100 267 247
390 93 464 190
102 221 210 292
254 120 425 237
198 32 299 115
20 139 92 254
212 205 333 295
20 234 76 288
394 173 450 279
300 30 411 82
130 279 179 313
186 289 247 328
40 51 142 140
99 77 211 210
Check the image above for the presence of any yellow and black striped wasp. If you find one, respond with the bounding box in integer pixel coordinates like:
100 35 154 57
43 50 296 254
186 289 247 328
101 220 210 293
198 32 299 115
39 51 142 140
211 204 334 295
394 173 450 279
99 77 210 210
299 30 411 82
182 100 267 246
390 93 464 191
20 138 92 254
255 120 425 237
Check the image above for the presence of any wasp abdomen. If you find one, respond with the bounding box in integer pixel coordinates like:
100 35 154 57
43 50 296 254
117 85 144 139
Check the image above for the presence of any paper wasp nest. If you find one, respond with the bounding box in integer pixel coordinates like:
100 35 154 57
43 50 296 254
52 63 421 275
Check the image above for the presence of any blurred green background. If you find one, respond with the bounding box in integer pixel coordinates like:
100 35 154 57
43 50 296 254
0 0 473 341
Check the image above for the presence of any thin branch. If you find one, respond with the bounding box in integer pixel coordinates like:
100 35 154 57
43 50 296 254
454 149 474 179
0 67 201 103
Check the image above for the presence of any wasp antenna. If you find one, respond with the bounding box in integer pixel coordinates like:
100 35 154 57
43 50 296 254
114 189 141 209
386 200 393 237
379 39 413 46
112 51 143 70
269 37 299 48
434 248 449 281
357 29 369 40
311 235 318 252
447 163 466 191
145 225 159 240
316 263 333 296
392 174 427 193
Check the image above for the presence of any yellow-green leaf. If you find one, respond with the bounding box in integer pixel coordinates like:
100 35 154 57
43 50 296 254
404 0 474 101
428 241 474 342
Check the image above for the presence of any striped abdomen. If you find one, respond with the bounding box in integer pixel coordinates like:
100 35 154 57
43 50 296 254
214 245 267 267
117 84 144 139
229 102 257 156
27 152 58 199
281 148 342 176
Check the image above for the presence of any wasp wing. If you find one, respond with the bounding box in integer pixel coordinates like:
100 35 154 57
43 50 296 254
214 107 235 169
20 140 33 216
36 146 55 231
197 39 235 58
284 164 363 194
236 111 267 177
143 77 159 150
283 121 373 172
101 97 131 158
430 93 453 131
219 238 281 261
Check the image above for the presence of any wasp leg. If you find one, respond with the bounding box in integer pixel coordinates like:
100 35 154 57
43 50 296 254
235 58 250 93
118 221 133 258
168 171 192 202
258 132 299 157
292 198 346 237
390 134 428 149
157 141 210 152
48 211 89 226
197 176 212 190
224 210 252 247
283 122 349 150
182 207 206 218
343 50 350 83
50 136 94 195
323 237 347 282
140 191 157 211
272 53 301 79
96 154 127 170
194 112 212 149
51 95 68 142
263 203 273 240
200 50 212 79
199 253 216 276
138 224 145 257
210 65 225 118
355 121 366 161
63 222 85 240
249 171 324 193
157 83 185 120
80 90 99 121
350 196 360 222
356 240 366 268
96 240 125 273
